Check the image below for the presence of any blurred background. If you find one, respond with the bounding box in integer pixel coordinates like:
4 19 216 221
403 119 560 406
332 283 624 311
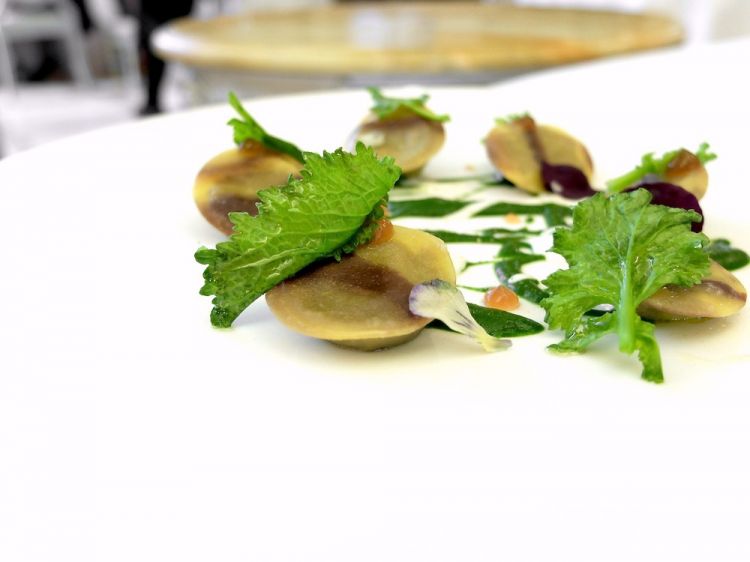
0 0 748 157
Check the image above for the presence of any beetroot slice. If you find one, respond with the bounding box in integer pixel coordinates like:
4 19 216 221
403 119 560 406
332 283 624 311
541 162 597 200
626 182 704 232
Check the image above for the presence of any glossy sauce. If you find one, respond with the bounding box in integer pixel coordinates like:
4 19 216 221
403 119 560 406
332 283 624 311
484 285 521 311
369 219 395 246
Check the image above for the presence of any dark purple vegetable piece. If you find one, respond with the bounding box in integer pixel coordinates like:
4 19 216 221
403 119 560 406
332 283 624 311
541 162 596 199
626 182 704 232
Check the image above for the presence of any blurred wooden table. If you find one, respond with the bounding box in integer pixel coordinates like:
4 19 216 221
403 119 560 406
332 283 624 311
152 2 683 102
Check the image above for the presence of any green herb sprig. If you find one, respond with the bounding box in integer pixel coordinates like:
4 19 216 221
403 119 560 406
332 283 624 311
368 87 450 123
606 142 717 193
227 92 305 163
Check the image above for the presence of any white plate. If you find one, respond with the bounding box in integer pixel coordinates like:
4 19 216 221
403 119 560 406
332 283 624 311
2 39 750 562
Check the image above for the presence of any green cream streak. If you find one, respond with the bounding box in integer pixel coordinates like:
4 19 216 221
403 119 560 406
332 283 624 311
430 303 543 338
388 197 571 227
473 202 572 228
389 191 568 305
426 229 550 305
707 239 749 271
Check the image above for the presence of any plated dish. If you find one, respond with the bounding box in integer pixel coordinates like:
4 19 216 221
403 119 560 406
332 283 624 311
4 41 750 562
191 88 748 384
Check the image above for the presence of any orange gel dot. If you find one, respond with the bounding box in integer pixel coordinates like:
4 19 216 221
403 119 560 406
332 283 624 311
484 285 520 311
369 219 394 246
505 213 522 225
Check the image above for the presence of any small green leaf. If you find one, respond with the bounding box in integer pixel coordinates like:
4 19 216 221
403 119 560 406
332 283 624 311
368 87 450 123
695 142 717 165
227 91 305 163
606 143 716 193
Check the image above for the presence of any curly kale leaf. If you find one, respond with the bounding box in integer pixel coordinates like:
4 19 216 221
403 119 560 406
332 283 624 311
541 189 709 383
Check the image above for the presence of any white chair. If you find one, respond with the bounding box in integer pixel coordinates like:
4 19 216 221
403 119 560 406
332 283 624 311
84 0 139 88
0 0 93 92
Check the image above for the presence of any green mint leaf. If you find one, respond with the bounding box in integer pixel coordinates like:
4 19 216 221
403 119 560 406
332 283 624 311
368 87 450 123
227 91 305 163
541 190 709 383
196 144 401 328
606 143 716 193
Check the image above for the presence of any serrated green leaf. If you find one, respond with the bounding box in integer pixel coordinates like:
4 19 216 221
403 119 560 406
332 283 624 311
541 189 709 382
196 144 401 328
